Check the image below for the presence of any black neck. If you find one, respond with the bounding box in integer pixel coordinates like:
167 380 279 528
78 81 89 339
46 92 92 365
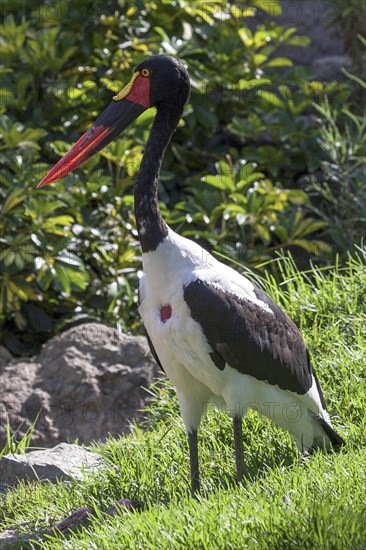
134 102 182 253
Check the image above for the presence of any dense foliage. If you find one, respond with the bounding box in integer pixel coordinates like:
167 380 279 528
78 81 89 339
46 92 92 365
0 0 364 351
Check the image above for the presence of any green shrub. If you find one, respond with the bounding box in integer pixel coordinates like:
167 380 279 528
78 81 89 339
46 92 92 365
162 157 330 265
308 96 366 256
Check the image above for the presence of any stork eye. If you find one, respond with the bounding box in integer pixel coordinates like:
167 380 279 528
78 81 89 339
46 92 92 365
141 68 151 77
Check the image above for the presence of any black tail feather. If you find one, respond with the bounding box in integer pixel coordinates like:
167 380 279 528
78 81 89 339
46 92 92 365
317 416 345 450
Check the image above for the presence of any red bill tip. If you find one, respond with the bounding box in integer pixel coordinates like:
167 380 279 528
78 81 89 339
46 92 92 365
37 125 111 188
37 168 65 188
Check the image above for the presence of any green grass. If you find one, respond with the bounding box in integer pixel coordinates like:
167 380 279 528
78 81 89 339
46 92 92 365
0 414 39 460
1 250 365 549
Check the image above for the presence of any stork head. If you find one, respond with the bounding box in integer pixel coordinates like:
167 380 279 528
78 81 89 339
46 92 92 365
132 54 190 109
38 55 190 187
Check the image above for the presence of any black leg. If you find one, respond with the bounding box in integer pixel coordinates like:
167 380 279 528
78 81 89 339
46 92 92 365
233 415 245 484
188 429 200 495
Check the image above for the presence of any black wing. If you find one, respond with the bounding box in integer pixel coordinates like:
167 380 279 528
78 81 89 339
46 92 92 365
184 278 325 402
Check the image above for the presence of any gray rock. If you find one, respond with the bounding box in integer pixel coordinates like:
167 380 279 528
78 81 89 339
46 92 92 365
0 324 161 448
0 443 105 484
0 346 12 367
0 529 34 550
312 55 352 81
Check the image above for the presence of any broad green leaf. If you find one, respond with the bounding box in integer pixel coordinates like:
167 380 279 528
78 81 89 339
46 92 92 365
62 267 89 290
237 173 264 190
223 204 248 217
287 190 308 205
274 225 288 242
202 175 229 191
255 223 271 242
293 219 328 239
46 215 74 226
9 281 28 301
266 57 293 68
54 264 71 294
3 252 14 268
256 89 285 108
1 189 25 214
237 78 271 90
36 264 54 291
253 54 267 66
238 28 253 46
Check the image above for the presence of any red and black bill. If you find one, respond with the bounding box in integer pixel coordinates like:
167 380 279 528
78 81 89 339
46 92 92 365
38 70 151 188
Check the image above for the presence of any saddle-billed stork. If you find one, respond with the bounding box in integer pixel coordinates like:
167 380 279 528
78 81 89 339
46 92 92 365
38 55 344 493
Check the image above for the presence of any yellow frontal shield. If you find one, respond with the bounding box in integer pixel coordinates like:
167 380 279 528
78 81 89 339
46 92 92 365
113 71 139 101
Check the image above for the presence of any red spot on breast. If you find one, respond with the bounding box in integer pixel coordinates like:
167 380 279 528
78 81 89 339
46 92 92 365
160 305 172 323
